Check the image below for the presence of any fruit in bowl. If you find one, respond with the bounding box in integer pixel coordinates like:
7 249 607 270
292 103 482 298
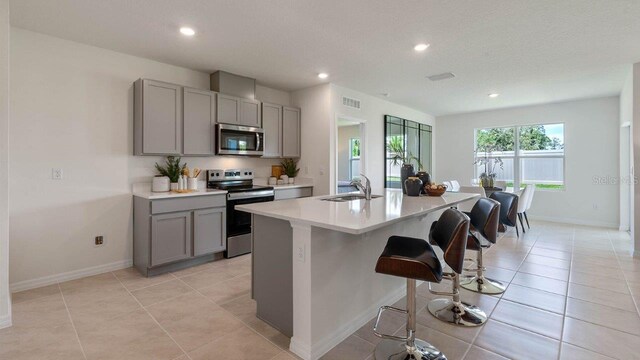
425 183 447 196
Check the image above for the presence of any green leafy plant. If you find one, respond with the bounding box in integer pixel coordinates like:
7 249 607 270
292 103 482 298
281 158 300 178
386 136 423 170
155 156 187 183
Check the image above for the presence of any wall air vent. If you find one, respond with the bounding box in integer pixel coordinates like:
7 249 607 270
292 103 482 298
426 72 456 81
342 96 361 110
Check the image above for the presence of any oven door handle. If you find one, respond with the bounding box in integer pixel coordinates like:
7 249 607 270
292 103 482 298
227 190 275 200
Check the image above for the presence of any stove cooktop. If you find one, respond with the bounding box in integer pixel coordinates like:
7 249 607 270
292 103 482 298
209 184 274 193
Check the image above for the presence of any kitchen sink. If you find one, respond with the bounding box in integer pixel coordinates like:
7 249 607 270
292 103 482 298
321 194 383 202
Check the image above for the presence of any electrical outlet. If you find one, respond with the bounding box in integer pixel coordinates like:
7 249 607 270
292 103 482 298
95 236 104 246
52 168 63 180
296 244 305 263
593 203 598 210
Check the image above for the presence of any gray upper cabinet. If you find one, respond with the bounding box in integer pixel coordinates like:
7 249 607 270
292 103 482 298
282 107 301 158
240 98 262 127
193 208 226 256
183 87 216 155
216 93 241 125
262 102 282 158
134 79 182 155
150 211 192 266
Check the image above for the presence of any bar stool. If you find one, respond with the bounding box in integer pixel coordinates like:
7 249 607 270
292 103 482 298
427 210 487 327
372 209 469 360
459 198 504 294
489 191 519 237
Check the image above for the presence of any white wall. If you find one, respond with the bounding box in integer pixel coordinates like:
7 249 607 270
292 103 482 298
620 69 633 232
9 28 286 289
633 63 640 255
290 84 333 195
337 125 360 182
330 85 435 191
437 96 620 228
0 0 11 328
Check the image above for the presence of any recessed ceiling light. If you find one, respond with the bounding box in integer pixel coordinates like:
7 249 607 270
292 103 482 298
180 27 195 36
318 73 329 79
488 93 500 98
414 43 430 52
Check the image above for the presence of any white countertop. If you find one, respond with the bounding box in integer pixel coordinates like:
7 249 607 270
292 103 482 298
236 189 478 234
132 183 227 200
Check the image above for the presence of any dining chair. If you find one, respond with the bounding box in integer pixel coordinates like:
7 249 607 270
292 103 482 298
443 181 452 191
494 180 507 190
457 186 486 213
523 184 536 229
516 185 534 233
450 180 461 192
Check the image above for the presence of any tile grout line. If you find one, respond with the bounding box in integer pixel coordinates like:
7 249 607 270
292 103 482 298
57 283 89 360
173 274 290 359
111 271 195 360
610 230 640 317
555 226 575 360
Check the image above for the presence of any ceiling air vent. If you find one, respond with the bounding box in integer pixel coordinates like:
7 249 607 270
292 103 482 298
427 72 456 81
342 96 361 110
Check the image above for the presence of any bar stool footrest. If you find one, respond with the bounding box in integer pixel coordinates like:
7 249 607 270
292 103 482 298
373 306 411 341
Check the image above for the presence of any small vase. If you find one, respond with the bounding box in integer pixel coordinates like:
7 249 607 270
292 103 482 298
416 171 431 194
288 178 295 184
404 177 423 197
170 182 178 191
400 164 415 194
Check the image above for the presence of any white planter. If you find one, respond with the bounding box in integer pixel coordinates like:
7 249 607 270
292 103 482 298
288 178 295 184
170 182 178 191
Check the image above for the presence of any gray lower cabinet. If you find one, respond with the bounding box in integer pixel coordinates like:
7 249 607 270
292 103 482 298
183 87 216 155
282 107 301 157
151 211 192 266
262 102 282 157
193 208 226 256
134 195 227 276
134 79 183 155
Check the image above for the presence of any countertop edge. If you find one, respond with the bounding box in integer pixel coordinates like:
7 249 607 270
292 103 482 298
133 189 228 200
237 193 478 234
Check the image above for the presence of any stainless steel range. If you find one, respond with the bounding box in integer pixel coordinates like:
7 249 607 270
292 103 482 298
207 169 274 258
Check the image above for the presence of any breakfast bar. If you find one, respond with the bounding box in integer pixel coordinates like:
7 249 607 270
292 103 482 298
236 189 478 360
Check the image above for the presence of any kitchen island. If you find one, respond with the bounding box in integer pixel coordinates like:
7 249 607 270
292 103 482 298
236 189 478 360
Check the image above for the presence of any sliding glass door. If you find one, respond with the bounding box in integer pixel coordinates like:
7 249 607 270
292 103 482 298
384 115 432 189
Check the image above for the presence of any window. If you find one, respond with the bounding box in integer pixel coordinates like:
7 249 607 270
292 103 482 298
349 138 360 180
384 115 432 188
475 123 564 190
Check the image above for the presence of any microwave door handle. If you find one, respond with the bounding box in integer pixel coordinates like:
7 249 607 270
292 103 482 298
256 132 261 151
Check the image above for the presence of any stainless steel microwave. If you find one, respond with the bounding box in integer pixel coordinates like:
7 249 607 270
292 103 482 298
216 124 264 156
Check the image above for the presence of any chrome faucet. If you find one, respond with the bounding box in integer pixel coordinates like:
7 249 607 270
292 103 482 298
351 174 372 200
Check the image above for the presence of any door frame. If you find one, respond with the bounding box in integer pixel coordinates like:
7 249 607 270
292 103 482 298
332 114 367 195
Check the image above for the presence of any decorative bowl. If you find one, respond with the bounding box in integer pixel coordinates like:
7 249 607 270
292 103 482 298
424 185 447 197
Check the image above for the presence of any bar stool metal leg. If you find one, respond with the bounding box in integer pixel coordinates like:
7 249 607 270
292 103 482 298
374 279 447 360
428 274 487 327
460 248 506 295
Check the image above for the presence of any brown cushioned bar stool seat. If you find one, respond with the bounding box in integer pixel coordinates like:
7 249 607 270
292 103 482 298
372 209 470 360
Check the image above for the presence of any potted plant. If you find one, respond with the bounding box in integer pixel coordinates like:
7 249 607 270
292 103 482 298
155 156 187 190
473 145 503 188
281 158 300 184
387 136 423 194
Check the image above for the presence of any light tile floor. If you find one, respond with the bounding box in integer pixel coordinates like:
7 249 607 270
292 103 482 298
2 221 639 360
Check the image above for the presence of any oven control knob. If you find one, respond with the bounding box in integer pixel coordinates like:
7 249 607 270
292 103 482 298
244 172 248 175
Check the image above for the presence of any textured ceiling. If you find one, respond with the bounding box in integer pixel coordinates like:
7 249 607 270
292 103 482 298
9 0 640 115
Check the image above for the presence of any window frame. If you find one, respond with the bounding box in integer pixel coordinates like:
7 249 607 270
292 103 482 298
474 122 565 191
349 138 360 180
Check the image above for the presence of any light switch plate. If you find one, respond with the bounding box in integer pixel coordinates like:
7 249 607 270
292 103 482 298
296 244 305 263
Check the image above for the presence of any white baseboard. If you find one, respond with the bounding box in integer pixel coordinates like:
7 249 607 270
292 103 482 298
10 259 133 293
291 284 409 360
528 215 618 229
0 314 11 329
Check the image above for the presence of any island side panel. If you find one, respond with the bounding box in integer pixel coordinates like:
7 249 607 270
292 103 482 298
252 214 294 337
307 210 444 358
